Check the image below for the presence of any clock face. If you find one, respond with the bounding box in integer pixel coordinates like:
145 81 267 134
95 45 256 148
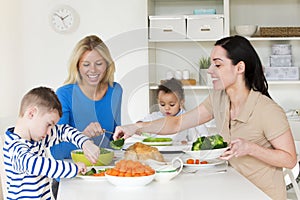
49 5 79 33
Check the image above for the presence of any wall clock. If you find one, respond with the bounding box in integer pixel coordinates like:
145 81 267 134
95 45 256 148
49 5 80 34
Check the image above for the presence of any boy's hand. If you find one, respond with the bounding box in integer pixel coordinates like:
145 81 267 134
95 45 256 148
75 162 87 174
82 140 100 164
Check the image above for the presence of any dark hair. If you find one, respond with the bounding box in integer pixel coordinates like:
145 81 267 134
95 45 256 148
157 78 184 100
215 35 271 99
20 86 62 117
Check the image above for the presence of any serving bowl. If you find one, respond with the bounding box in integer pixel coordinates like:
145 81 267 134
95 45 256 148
183 147 229 160
71 148 114 166
235 25 258 37
105 173 155 187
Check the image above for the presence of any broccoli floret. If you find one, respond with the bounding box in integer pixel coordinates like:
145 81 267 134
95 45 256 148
209 134 226 149
191 134 227 151
200 137 212 150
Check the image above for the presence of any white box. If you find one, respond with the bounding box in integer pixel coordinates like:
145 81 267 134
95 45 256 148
270 55 292 67
149 15 186 40
186 15 224 40
264 67 299 80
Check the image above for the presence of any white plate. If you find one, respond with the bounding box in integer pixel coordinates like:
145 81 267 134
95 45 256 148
105 173 155 187
183 159 225 169
76 166 113 180
142 141 173 146
183 147 229 160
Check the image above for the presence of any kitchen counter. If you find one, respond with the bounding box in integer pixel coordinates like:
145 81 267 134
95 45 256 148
57 153 271 200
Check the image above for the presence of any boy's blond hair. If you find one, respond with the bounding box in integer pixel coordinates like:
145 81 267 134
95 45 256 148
19 87 62 117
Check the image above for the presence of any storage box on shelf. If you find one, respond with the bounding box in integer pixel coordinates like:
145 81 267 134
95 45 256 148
270 55 292 67
260 27 300 37
149 14 225 41
186 15 224 40
264 67 299 81
149 15 186 40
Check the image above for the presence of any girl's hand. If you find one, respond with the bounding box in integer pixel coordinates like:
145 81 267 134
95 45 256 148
75 162 87 174
220 138 251 160
82 140 100 164
83 122 104 137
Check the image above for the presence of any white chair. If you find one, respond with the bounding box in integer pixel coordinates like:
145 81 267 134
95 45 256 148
285 140 300 200
0 135 7 199
284 162 300 200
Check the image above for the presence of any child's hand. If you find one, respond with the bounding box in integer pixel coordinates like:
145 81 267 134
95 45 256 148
82 140 100 164
75 162 87 175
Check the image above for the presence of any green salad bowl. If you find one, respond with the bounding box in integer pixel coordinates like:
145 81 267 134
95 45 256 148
71 148 114 166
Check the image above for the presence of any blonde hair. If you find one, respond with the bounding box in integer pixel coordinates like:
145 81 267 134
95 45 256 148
19 87 62 117
64 35 115 87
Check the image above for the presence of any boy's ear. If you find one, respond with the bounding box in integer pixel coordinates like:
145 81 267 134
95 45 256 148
26 106 38 119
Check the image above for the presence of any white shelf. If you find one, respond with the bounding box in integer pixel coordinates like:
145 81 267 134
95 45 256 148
248 37 300 41
149 37 300 43
268 81 300 85
148 39 220 43
150 81 300 90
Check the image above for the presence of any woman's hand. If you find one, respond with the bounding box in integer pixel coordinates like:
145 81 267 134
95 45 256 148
82 140 100 164
220 138 251 160
83 122 104 137
75 162 87 175
113 125 137 140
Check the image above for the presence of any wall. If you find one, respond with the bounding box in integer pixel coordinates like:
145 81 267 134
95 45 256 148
0 0 149 134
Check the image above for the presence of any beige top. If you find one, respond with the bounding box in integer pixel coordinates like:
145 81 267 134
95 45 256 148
203 89 289 200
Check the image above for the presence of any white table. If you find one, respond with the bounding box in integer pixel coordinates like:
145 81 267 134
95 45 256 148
57 154 271 200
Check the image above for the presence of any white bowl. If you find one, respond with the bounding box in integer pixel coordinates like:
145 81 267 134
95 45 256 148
183 147 229 160
105 173 155 187
235 25 258 37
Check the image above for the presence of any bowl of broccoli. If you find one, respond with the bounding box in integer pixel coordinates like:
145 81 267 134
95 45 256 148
183 134 228 160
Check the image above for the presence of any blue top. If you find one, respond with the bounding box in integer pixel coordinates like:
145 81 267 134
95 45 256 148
4 125 88 199
50 82 122 159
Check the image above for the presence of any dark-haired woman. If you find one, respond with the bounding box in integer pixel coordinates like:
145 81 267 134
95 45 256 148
113 35 297 200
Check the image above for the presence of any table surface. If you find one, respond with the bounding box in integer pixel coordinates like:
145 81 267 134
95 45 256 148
57 152 271 200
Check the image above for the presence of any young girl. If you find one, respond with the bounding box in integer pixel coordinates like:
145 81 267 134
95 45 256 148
138 78 208 143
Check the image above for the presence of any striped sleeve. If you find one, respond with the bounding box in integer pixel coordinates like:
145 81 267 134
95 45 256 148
11 142 78 179
50 124 89 149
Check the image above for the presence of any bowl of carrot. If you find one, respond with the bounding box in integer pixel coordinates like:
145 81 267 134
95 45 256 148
105 159 155 187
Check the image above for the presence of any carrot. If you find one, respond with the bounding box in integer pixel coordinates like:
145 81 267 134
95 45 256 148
187 159 194 164
107 159 155 177
93 172 105 176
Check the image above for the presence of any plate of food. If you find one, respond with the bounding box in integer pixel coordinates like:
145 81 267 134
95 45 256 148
76 166 113 180
142 137 173 146
183 158 225 169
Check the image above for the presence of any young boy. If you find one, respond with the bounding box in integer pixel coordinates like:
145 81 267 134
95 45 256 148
3 86 100 200
138 78 208 143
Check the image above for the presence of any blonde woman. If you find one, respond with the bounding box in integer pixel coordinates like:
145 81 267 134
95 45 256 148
51 35 122 160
